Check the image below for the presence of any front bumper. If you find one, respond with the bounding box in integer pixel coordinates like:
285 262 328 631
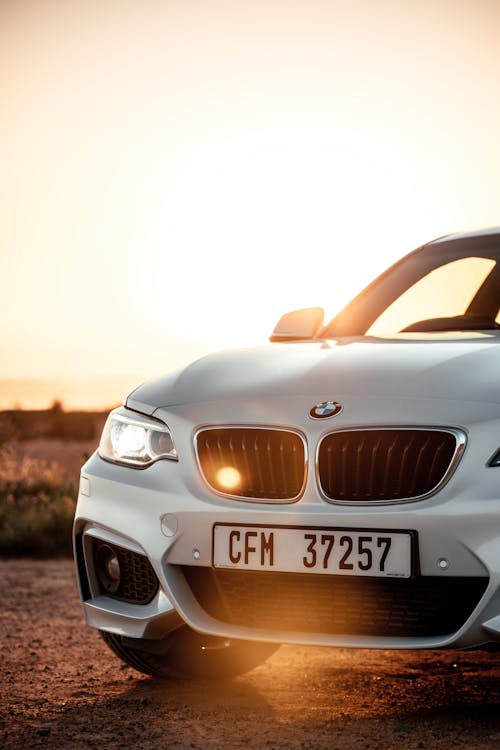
74 444 500 650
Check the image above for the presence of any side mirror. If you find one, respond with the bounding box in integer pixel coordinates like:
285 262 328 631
270 307 324 342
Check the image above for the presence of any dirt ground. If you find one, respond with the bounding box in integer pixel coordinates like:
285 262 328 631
1 559 500 750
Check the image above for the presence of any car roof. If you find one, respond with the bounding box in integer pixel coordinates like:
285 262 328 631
428 227 500 245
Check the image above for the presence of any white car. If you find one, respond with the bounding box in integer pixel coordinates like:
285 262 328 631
74 227 500 678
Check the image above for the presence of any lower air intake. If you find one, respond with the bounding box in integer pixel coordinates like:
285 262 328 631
91 539 159 604
181 566 487 638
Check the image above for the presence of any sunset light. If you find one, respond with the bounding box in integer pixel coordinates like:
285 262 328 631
4 3 500 742
216 466 242 491
2 0 500 408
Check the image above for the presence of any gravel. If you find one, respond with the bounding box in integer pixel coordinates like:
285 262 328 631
1 558 500 749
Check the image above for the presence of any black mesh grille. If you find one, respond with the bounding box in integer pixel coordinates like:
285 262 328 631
92 540 159 604
181 566 487 638
318 429 459 502
196 427 305 500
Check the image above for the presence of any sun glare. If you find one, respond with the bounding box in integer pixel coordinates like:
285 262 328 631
216 466 242 491
141 149 437 350
4 0 500 408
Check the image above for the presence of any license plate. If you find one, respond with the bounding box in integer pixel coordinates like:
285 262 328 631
213 524 413 578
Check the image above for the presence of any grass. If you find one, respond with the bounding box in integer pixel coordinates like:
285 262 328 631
0 441 80 557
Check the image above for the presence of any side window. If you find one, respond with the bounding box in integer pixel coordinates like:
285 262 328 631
367 257 496 335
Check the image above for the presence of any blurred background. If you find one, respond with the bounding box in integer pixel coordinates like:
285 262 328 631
2 0 500 410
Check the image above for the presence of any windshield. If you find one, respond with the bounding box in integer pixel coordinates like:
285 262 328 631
322 237 500 337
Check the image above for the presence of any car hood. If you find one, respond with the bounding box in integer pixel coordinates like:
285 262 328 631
126 333 500 414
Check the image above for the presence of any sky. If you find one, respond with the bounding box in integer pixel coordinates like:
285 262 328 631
2 0 500 408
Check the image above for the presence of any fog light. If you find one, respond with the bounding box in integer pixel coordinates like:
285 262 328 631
106 553 121 582
96 544 121 594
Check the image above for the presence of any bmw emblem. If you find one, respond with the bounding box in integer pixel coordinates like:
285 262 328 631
309 401 343 419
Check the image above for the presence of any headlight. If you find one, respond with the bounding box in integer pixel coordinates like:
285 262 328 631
98 408 178 467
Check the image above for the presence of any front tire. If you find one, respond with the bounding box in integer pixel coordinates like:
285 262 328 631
100 626 279 679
